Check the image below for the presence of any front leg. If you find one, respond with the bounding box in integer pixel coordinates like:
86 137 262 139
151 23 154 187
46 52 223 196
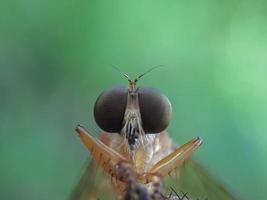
76 125 152 199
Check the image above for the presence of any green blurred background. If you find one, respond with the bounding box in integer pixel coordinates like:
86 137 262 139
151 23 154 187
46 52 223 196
1 0 267 199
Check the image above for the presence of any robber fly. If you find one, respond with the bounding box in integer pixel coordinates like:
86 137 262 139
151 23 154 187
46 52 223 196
71 68 238 200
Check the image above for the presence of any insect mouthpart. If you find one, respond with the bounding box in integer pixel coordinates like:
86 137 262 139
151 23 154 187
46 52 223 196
121 110 144 150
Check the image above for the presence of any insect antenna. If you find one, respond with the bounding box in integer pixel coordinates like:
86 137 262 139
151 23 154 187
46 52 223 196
111 64 163 83
134 65 163 82
111 65 132 83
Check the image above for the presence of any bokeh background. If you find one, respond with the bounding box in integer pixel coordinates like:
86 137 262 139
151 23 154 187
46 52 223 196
1 0 267 199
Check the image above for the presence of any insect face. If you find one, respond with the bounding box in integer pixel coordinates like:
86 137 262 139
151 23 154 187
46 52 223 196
94 77 172 150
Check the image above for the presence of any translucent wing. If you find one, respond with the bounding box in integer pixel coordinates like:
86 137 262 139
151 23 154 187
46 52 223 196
70 158 117 200
164 159 239 200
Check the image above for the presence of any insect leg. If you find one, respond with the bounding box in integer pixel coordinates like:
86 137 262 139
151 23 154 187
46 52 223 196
148 137 203 179
77 125 149 199
76 125 128 179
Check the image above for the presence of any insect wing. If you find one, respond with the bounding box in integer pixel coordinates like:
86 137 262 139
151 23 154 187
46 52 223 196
164 160 238 200
70 159 116 200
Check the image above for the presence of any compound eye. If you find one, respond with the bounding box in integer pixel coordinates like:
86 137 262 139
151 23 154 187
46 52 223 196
138 87 172 133
94 87 128 132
